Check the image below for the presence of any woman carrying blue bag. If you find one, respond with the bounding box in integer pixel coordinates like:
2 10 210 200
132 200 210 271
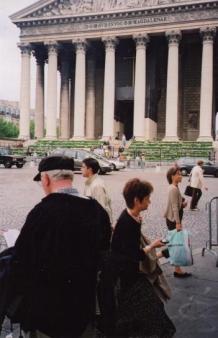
164 166 192 278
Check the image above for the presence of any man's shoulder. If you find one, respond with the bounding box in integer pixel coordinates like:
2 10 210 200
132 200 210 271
33 193 97 214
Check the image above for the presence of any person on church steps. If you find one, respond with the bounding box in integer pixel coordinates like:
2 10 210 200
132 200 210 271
7 156 111 338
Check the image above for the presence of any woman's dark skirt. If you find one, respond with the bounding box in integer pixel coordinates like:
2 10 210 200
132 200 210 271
115 274 176 338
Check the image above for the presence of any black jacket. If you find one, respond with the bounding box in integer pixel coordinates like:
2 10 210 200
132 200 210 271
111 209 145 289
10 193 111 337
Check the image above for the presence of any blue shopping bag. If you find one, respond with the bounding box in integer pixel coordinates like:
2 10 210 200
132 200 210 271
167 229 193 266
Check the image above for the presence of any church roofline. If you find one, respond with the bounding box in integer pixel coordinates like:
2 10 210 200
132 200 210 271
10 0 54 21
10 0 218 24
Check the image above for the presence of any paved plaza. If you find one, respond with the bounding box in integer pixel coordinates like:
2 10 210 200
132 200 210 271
0 164 218 250
0 164 218 338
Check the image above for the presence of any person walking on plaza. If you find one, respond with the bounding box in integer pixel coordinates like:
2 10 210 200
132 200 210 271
81 157 113 224
164 166 191 278
8 156 111 338
190 160 208 210
121 133 126 148
109 178 176 337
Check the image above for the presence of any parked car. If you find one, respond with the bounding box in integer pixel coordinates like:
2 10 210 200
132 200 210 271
91 152 126 170
176 157 218 177
0 147 26 168
51 148 113 174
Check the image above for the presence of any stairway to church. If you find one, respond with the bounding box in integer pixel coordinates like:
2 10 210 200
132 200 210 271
124 141 214 162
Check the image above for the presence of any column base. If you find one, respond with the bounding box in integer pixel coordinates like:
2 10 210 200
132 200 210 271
197 136 213 142
134 136 145 141
162 136 179 142
101 136 111 141
19 134 30 140
35 134 44 139
59 136 70 141
44 136 57 140
71 136 86 140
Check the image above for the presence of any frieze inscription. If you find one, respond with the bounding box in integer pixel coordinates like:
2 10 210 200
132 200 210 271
20 8 218 37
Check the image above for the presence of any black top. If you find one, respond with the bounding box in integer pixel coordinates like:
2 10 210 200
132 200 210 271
111 209 145 287
11 193 111 337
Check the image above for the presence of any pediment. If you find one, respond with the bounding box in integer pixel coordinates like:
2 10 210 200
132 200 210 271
10 0 211 22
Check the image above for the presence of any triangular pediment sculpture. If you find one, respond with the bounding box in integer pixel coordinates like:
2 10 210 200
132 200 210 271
10 0 209 21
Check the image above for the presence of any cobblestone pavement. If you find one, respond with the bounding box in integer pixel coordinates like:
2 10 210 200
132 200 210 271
0 163 218 250
1 164 218 338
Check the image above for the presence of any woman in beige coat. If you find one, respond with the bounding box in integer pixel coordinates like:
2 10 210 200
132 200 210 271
164 166 191 278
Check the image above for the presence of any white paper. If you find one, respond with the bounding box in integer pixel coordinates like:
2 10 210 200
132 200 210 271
3 229 20 247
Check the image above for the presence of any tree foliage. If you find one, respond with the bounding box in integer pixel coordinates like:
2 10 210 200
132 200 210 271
0 118 19 138
30 120 35 139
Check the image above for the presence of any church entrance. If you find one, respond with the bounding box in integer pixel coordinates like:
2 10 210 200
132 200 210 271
115 100 133 140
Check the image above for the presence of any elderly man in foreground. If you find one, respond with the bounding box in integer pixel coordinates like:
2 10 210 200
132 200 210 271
9 156 111 338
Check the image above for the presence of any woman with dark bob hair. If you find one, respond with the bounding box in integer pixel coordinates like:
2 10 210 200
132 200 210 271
110 178 176 338
164 166 191 278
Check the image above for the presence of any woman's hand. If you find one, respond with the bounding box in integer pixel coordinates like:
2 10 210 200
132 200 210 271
151 239 165 249
176 223 182 231
143 239 165 254
182 200 188 208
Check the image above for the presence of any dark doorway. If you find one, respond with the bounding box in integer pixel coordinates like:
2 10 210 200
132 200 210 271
115 101 134 140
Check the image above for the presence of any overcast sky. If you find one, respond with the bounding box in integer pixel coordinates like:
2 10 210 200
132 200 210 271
0 0 36 106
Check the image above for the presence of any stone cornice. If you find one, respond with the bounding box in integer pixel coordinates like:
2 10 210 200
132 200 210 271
17 7 218 40
12 1 218 29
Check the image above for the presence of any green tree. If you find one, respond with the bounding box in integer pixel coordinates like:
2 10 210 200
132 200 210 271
30 120 35 139
0 118 19 138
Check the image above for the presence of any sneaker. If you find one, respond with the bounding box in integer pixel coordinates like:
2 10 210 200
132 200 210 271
174 272 192 278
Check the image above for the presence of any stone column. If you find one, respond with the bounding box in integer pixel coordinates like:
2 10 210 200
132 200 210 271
60 47 71 139
133 34 149 140
73 39 87 139
86 52 96 139
34 48 45 139
198 27 216 141
45 42 58 139
102 37 117 140
164 30 181 141
18 43 31 139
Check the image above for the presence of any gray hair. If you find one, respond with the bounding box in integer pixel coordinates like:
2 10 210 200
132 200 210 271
41 169 74 181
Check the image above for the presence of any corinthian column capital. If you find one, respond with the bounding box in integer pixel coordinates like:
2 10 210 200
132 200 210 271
133 33 149 48
166 30 181 44
200 27 216 42
102 37 118 50
45 41 59 55
72 38 87 52
18 43 32 55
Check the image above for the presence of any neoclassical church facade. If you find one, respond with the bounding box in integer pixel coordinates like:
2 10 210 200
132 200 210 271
11 0 218 141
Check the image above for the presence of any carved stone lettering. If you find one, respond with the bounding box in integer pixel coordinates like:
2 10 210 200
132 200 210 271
20 8 218 37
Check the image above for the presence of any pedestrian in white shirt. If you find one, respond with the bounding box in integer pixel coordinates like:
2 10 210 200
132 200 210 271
190 160 208 210
81 158 113 224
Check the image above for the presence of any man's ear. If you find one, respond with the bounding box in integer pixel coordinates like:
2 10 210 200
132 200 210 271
42 173 50 187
